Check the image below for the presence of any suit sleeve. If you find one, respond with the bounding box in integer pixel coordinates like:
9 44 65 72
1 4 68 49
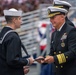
54 28 76 65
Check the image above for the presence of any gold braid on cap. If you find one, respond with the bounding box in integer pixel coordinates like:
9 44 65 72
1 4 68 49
54 6 64 8
48 12 60 18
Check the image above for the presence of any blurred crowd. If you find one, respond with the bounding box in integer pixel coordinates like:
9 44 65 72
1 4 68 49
0 0 53 16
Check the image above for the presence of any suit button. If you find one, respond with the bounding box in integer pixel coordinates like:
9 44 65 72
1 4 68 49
59 51 61 53
54 52 56 54
56 66 58 68
61 66 63 68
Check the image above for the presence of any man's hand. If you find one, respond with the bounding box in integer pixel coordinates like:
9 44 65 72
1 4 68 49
23 66 29 74
35 56 45 64
28 56 34 65
44 56 54 63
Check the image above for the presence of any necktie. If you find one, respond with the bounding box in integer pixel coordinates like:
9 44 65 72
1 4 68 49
54 30 59 50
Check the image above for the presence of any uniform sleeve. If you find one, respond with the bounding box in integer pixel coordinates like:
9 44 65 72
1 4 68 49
6 34 29 68
54 28 76 65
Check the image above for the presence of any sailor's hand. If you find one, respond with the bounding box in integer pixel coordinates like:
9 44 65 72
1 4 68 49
28 56 34 65
35 56 45 64
23 66 29 74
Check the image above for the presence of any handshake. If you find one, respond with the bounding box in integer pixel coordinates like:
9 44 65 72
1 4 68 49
24 55 54 74
27 55 54 65
34 56 54 64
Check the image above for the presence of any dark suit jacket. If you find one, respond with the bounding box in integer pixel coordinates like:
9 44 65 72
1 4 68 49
0 27 29 75
66 17 75 27
50 23 76 75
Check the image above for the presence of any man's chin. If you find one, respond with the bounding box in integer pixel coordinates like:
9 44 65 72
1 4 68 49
53 25 56 28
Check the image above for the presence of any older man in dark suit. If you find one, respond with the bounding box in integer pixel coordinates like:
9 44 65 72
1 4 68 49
36 6 76 75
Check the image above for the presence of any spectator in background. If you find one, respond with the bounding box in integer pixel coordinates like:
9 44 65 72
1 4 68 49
0 0 53 16
0 8 34 75
39 0 53 4
53 0 75 27
20 2 30 13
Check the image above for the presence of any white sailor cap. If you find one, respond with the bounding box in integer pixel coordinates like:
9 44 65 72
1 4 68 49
53 0 71 11
3 8 22 16
47 6 68 18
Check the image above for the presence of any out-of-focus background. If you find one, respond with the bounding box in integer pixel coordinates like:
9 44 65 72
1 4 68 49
0 0 76 75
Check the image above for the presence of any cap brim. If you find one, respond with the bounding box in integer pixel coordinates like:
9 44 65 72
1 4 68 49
48 12 60 18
